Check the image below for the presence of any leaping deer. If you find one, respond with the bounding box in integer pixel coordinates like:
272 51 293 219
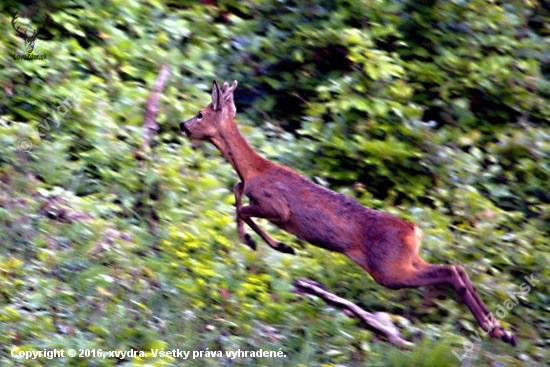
11 11 48 54
180 80 516 346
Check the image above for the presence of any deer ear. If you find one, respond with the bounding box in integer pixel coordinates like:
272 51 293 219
211 80 221 111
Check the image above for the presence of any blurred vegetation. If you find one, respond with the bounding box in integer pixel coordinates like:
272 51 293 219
0 0 549 366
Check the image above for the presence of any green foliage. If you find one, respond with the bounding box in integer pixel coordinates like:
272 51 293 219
385 336 460 367
0 0 549 366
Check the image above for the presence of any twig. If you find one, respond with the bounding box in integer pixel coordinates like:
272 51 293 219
140 65 171 234
293 278 413 348
142 64 171 152
293 92 309 105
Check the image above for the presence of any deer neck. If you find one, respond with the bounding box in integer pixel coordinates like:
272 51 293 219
210 120 273 182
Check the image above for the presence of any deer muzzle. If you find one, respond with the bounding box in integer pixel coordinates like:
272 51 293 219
180 121 191 136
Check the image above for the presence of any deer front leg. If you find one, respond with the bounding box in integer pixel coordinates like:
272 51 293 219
234 182 256 250
237 204 295 255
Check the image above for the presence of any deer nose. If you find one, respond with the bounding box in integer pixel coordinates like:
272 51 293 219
180 121 190 136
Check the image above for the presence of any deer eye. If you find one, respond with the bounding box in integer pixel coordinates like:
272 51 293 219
197 112 203 119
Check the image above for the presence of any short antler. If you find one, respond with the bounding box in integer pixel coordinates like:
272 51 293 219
224 81 238 95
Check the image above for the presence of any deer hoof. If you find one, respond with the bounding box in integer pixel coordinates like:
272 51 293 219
502 332 517 347
494 326 516 346
244 233 257 250
277 242 295 255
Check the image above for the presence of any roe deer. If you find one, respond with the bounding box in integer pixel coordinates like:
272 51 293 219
180 80 516 346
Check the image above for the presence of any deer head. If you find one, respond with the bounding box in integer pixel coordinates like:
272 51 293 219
11 11 48 54
180 80 238 139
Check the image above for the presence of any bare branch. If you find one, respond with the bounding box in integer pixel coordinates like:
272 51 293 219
142 65 171 152
293 278 413 348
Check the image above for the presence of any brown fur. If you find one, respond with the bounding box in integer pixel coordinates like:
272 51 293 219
180 80 516 346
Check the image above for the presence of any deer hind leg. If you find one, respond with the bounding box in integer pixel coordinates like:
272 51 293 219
453 265 515 345
401 261 515 346
347 244 515 346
